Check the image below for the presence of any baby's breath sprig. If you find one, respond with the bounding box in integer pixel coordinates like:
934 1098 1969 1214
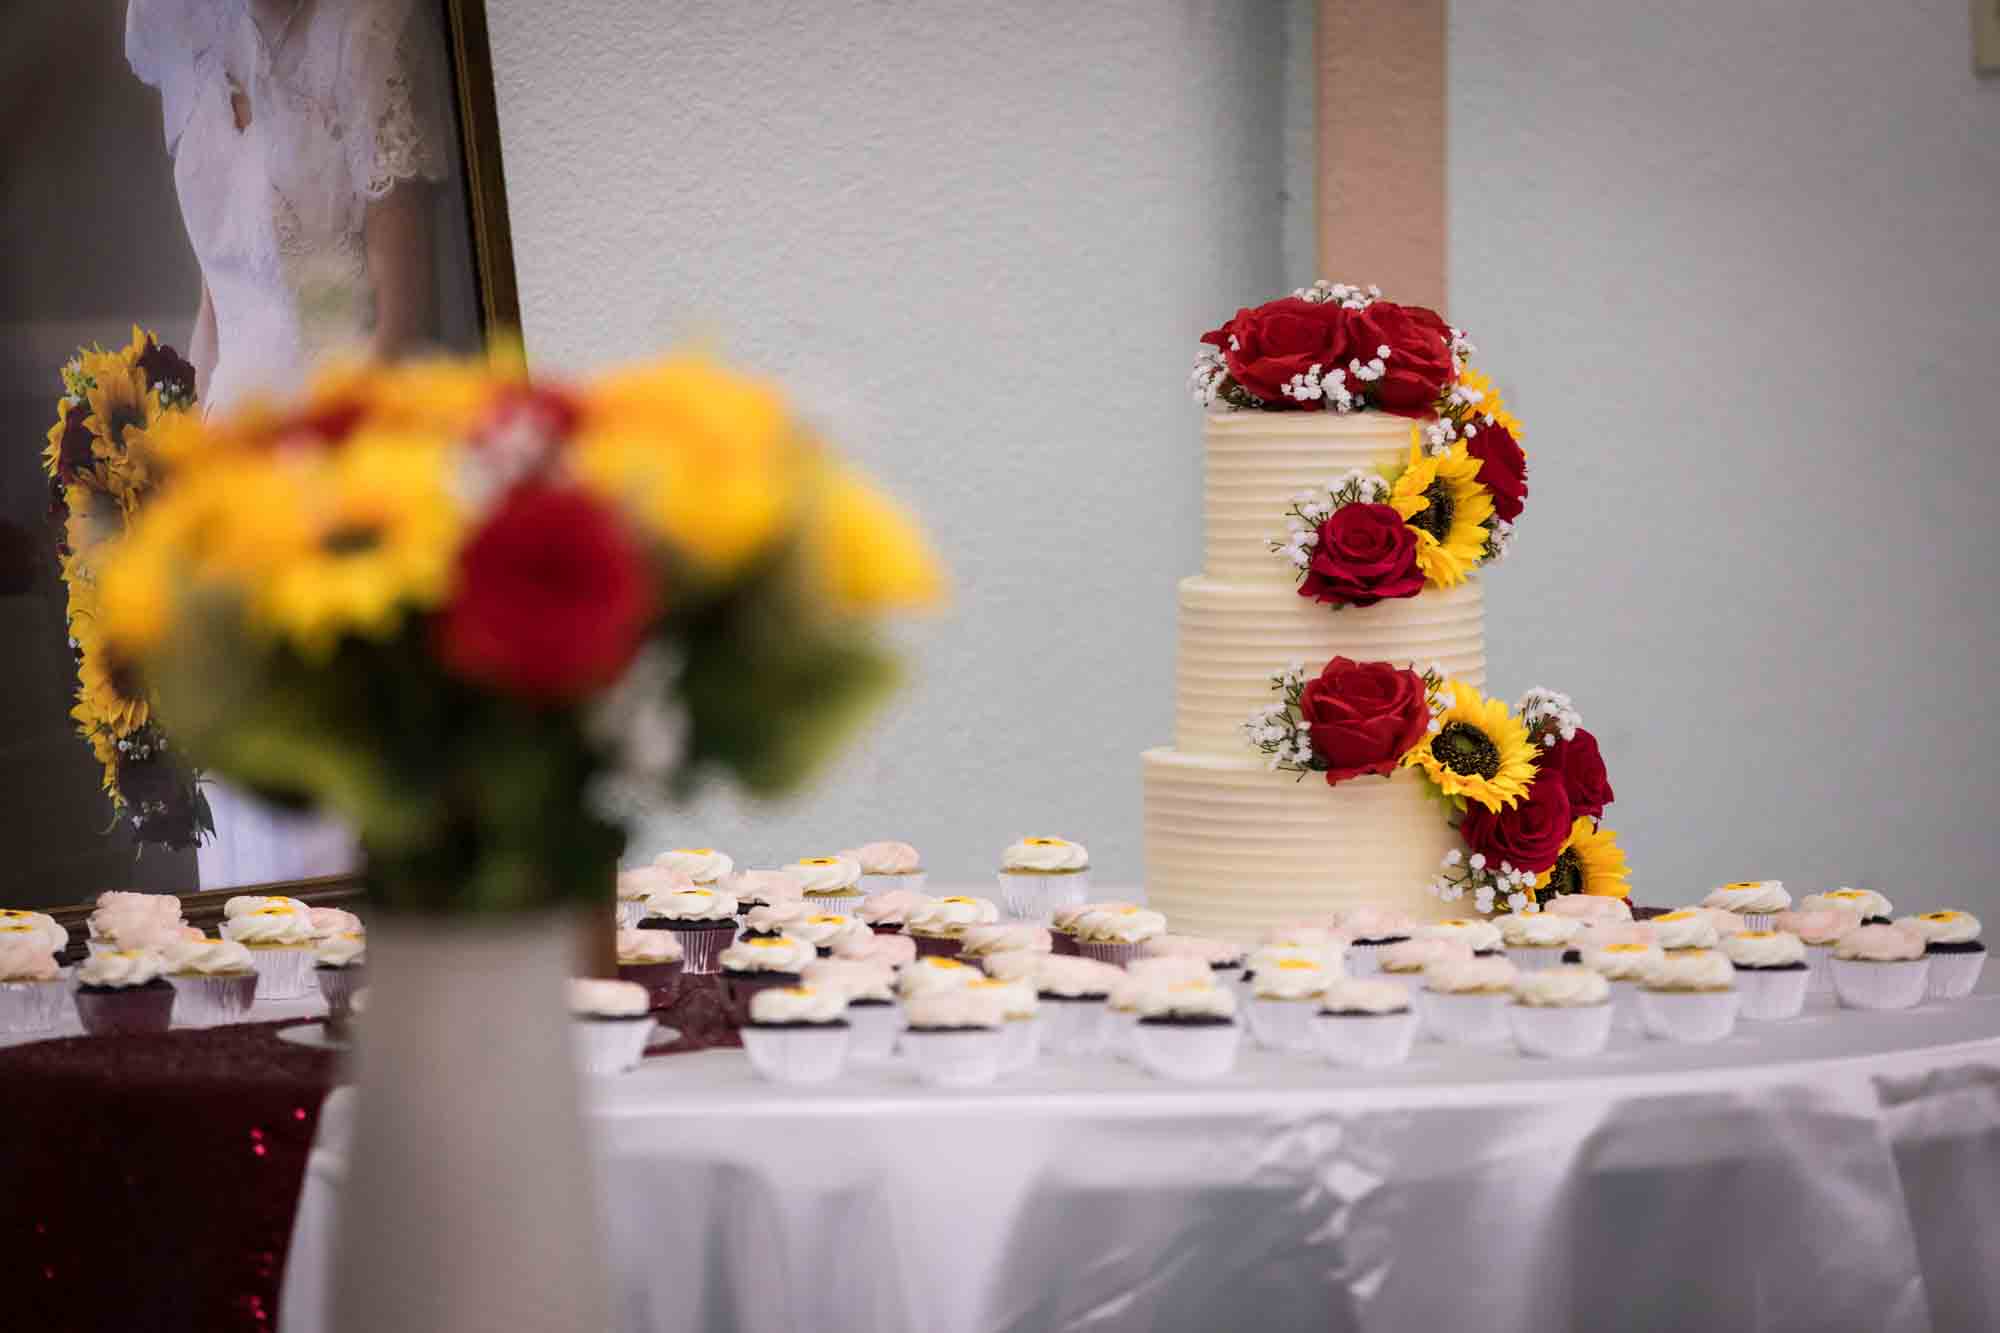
1515 686 1581 749
1266 469 1392 574
1292 279 1379 309
1481 517 1515 564
1429 847 1541 916
1242 662 1317 776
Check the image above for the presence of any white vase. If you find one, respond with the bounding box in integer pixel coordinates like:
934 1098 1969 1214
330 910 610 1333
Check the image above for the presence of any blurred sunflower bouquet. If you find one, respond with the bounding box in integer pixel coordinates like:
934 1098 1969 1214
42 327 210 848
97 353 944 911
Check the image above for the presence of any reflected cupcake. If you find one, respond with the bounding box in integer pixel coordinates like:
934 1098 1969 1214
73 949 175 1035
0 937 65 1034
843 841 927 897
162 937 261 1028
996 837 1091 920
787 856 866 916
220 902 316 1000
1894 911 1985 1000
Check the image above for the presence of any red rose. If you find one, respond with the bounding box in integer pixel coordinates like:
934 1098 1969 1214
1297 657 1433 785
438 483 657 702
1541 728 1613 820
1299 504 1426 607
1459 774 1572 875
1345 301 1457 417
1464 421 1528 522
1200 297 1366 406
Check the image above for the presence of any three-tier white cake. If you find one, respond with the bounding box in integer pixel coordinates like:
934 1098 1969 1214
1142 412 1486 940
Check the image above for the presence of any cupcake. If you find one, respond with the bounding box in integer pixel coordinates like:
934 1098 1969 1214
1415 957 1518 1045
717 933 817 1026
1131 979 1241 1082
1328 906 1414 976
1576 939 1664 1031
1647 909 1720 955
219 902 316 999
308 932 367 1029
640 885 740 974
1772 907 1862 994
802 959 900 1061
1107 957 1213 1060
1895 911 1985 1000
1315 978 1418 1068
0 909 69 956
1508 966 1613 1058
1142 934 1246 988
1497 912 1583 971
741 900 814 938
653 847 735 886
1638 950 1740 1042
831 931 917 968
1068 905 1167 967
307 907 364 940
898 954 982 998
1246 957 1332 1053
567 978 654 1075
900 986 1010 1087
1829 923 1929 1011
73 949 176 1035
960 923 1053 966
1050 901 1132 956
152 936 256 1028
614 928 685 1011
858 888 934 937
786 856 866 916
1028 955 1125 1055
724 869 806 912
1415 918 1504 957
1378 938 1472 981
1701 880 1792 933
0 938 66 1034
968 977 1042 1072
1543 896 1632 926
1241 944 1338 1011
741 985 851 1084
222 894 312 920
996 837 1091 920
616 865 692 928
904 895 1000 959
1801 887 1894 926
1720 930 1809 1021
843 841 927 897
88 892 194 955
792 913 869 957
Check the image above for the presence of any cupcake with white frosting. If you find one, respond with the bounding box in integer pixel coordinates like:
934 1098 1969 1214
1415 918 1504 957
1508 965 1614 1058
858 888 934 937
843 841 927 897
901 985 1010 1087
1772 906 1862 993
802 959 900 1061
904 895 1001 959
220 902 316 1000
1415 956 1519 1046
1131 979 1241 1081
1702 880 1792 933
718 933 817 1026
156 937 258 1028
1314 978 1417 1068
1142 934 1246 987
1497 912 1583 971
793 913 868 956
1246 956 1332 1053
1801 887 1894 925
1829 923 1929 1011
0 937 66 1034
73 949 176 1035
1647 909 1720 955
616 865 692 928
1069 905 1167 968
831 931 917 968
1720 930 1809 1021
1328 906 1414 977
1895 911 1985 1000
968 977 1042 1072
614 928 685 1011
1050 901 1132 956
640 885 740 974
0 909 69 957
1376 938 1472 980
1107 957 1214 1060
1241 944 1342 1011
88 892 195 955
960 923 1053 966
567 978 654 1075
1029 955 1125 1055
1543 895 1632 926
996 837 1092 921
741 985 851 1084
1638 950 1739 1042
897 954 982 998
787 855 867 915
310 932 367 1030
724 869 806 912
741 900 814 938
654 848 735 886
1576 939 1664 1031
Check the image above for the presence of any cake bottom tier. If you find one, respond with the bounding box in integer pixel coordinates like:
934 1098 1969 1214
1142 747 1458 942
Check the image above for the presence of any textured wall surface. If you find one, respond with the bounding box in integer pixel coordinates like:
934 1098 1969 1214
1451 0 2000 913
487 2 1288 878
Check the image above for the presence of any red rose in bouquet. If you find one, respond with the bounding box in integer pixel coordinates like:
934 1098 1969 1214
439 483 657 702
1200 297 1366 405
1465 421 1528 522
1539 728 1613 820
1299 504 1426 607
1459 772 1572 874
1346 302 1457 417
1298 657 1433 784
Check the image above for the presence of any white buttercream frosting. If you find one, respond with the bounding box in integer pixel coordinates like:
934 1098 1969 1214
906 895 1000 937
618 865 694 901
307 907 363 940
843 841 923 874
786 856 863 893
792 913 867 950
223 895 310 919
1330 905 1416 940
718 934 815 974
1133 979 1237 1021
1579 940 1664 980
975 951 1044 983
1032 955 1125 998
1648 910 1720 951
0 911 68 955
221 906 314 946
1897 911 1982 946
645 886 738 921
859 889 934 926
749 985 848 1025
0 939 59 982
1143 934 1246 967
1543 895 1632 924
1802 888 1894 919
1721 930 1807 968
1511 965 1610 1008
1319 978 1411 1015
164 938 258 976
1052 901 1133 932
724 870 805 904
1643 950 1736 992
831 932 917 967
89 893 190 950
960 924 1052 957
898 956 982 997
1833 924 1925 962
1423 957 1518 994
655 848 734 883
1252 957 1332 1000
743 901 813 934
312 933 366 969
616 930 683 965
1703 880 1791 914
1261 922 1339 951
1072 905 1167 944
1772 907 1862 945
1379 938 1472 974
569 978 649 1017
1416 918 1503 953
78 949 165 988
801 958 897 1003
969 976 1039 1019
1130 955 1224 988
903 986 1008 1029
1498 913 1582 948
1000 837 1089 872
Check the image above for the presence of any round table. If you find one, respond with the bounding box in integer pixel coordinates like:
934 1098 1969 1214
281 981 2000 1333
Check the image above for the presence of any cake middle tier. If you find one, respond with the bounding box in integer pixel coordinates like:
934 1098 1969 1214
1174 576 1486 755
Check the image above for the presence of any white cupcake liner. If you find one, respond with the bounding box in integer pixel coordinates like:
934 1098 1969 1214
1504 946 1568 973
1073 938 1147 968
0 979 67 1034
1639 989 1739 1043
741 1024 850 1083
1038 997 1108 1056
1342 943 1388 979
998 1016 1043 1073
845 1001 903 1062
171 972 260 1027
245 945 315 1000
902 1028 1004 1087
1313 1011 1418 1068
1508 1002 1614 1058
1246 996 1321 1053
1926 951 1986 1000
1103 1006 1141 1062
1736 912 1778 933
1607 979 1645 1032
1132 1020 1241 1081
860 871 928 898
995 870 1091 923
662 922 737 975
1830 957 1930 1011
1803 943 1836 994
803 892 868 919
615 900 649 929
1735 967 1810 1022
571 1017 656 1075
1413 989 1512 1046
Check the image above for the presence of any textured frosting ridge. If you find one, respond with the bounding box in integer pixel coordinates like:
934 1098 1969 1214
1511 965 1610 1007
1000 837 1089 872
568 978 648 1017
750 985 847 1024
1721 930 1806 968
1897 911 1981 946
1320 978 1410 1014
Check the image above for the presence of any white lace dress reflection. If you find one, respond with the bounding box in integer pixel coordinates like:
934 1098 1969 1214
127 0 450 889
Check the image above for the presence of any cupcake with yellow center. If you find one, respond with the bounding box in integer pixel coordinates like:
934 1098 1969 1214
897 954 982 998
741 900 814 939
1508 965 1614 1058
997 837 1092 921
1801 887 1894 926
654 847 735 887
1415 956 1519 1046
1131 978 1241 1082
1247 956 1333 1053
1647 909 1720 956
792 912 868 956
615 866 691 928
567 978 654 1076
614 928 685 1011
0 937 66 1034
741 984 851 1084
1315 978 1418 1068
843 840 927 897
1497 911 1582 971
802 958 900 1061
1415 918 1504 958
1894 911 1985 1000
904 894 1000 959
787 855 866 915
1576 939 1664 1031
1701 880 1792 933
158 937 258 1028
1638 950 1739 1042
1378 938 1472 982
1028 954 1126 1056
1772 906 1862 993
858 887 934 937
1069 905 1168 968
723 869 806 913
639 884 740 974
1050 900 1132 956
717 933 817 1027
968 976 1042 1071
220 902 316 999
1829 923 1929 1011
73 949 176 1035
1719 930 1809 1021
0 909 69 957
1107 957 1214 1061
900 985 1010 1087
960 923 1054 967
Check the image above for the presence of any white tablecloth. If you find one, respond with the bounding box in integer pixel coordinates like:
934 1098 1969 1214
281 981 2000 1333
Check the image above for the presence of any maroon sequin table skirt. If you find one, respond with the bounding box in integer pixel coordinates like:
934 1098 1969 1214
0 978 738 1333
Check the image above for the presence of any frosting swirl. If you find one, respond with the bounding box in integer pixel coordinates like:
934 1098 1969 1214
223 895 311 919
1772 907 1862 945
617 865 694 901
1802 888 1894 920
568 978 648 1017
723 869 805 904
903 986 1008 1030
221 906 314 946
654 848 734 883
968 976 1039 1019
1320 978 1410 1015
858 888 934 926
1259 922 1338 951
1578 940 1664 980
1253 957 1332 1000
749 984 848 1024
1648 910 1720 951
1833 923 1925 962
975 950 1044 983
1423 957 1519 994
1896 911 1982 946
88 893 188 949
0 911 68 955
307 907 363 940
1142 934 1245 967
1498 912 1582 948
1576 921 1658 949
1511 965 1610 1007
1032 955 1125 998
1379 938 1472 973
1129 955 1222 988
718 933 815 974
906 895 999 937
831 932 916 967
165 937 258 976
960 924 1053 957
792 913 867 950
645 886 738 922
1070 905 1167 944
801 958 896 1003
843 841 923 874
0 938 59 982
615 929 683 965
1132 979 1237 1021
743 901 813 934
1416 918 1503 952
1051 901 1133 932
898 956 981 997
1329 905 1414 940
1643 950 1735 991
1543 895 1632 924
1702 880 1792 914
1001 837 1089 872
1720 930 1806 968
786 856 863 893
77 949 165 988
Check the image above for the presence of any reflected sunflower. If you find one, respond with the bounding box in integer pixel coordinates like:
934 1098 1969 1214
1390 442 1493 587
1536 818 1631 901
1404 680 1537 811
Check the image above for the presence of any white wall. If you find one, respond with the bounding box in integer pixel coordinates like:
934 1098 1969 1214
1451 0 2000 913
488 2 1291 879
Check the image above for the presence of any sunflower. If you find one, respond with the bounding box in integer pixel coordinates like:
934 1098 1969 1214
1451 367 1526 447
807 467 945 613
1389 442 1493 587
1404 679 1538 810
79 348 164 507
1536 818 1631 901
